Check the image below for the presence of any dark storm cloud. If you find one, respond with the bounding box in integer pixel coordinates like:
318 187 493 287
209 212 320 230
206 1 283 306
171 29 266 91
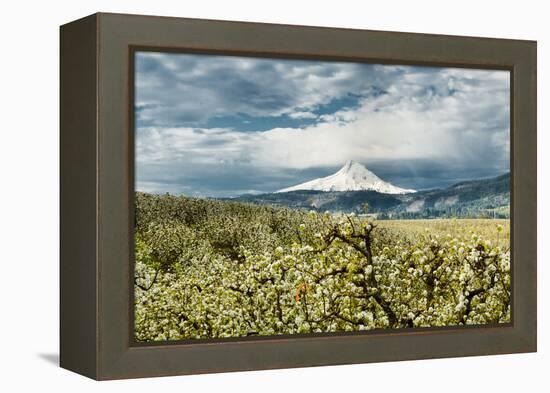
366 159 509 191
135 52 394 129
136 162 340 198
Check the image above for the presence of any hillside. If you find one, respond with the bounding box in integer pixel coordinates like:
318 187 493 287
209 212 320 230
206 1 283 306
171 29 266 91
229 172 510 219
134 191 511 341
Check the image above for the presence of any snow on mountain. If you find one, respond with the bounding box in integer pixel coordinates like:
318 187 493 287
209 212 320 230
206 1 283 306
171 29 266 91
276 160 416 194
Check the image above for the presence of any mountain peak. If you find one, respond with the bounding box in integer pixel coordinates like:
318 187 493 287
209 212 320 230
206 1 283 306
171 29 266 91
339 160 371 175
341 159 359 170
277 161 416 194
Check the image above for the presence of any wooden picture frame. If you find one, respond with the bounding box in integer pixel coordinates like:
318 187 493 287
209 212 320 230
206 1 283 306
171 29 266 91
60 12 537 380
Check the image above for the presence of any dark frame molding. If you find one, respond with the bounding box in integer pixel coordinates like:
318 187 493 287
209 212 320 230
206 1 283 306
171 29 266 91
60 12 537 380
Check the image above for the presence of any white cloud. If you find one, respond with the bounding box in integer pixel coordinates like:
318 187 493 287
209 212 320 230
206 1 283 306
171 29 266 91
137 67 509 172
288 111 318 120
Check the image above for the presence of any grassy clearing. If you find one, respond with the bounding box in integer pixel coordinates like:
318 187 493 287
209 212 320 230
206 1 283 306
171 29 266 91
377 218 510 248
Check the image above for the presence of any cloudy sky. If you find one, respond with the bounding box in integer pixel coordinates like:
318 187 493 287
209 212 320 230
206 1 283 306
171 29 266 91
135 51 510 197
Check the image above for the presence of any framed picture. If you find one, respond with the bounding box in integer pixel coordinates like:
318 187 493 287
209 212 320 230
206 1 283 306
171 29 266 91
60 12 537 380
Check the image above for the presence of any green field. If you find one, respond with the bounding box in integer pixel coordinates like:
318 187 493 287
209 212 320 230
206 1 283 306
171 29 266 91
134 193 511 341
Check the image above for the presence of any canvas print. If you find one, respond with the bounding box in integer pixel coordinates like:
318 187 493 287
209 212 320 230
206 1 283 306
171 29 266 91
133 52 511 342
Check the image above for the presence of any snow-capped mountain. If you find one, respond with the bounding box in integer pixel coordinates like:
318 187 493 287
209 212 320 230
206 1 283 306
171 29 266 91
277 160 416 194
